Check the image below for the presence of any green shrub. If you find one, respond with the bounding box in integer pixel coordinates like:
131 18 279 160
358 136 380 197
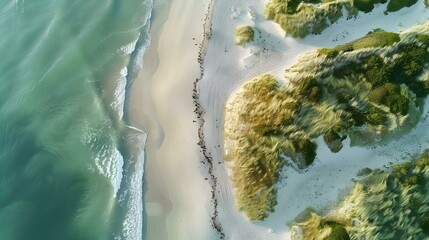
386 0 418 12
368 83 409 115
353 0 387 13
391 45 429 83
324 222 350 240
364 55 392 87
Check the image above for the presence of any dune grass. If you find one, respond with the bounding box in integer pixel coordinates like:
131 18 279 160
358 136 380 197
291 151 429 239
235 25 255 45
334 29 399 52
225 28 429 220
264 0 423 37
264 0 356 38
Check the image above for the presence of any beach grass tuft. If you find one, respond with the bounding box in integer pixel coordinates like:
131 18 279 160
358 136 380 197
235 25 255 45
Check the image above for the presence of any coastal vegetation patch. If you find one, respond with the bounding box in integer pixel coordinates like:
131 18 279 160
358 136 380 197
235 25 255 45
290 151 429 239
224 24 429 220
264 0 424 38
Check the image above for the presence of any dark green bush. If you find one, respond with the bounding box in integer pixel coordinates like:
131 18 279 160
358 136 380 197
345 106 366 126
336 91 353 104
386 0 418 12
324 129 341 144
368 83 409 115
422 216 429 234
353 0 387 13
416 34 429 46
324 222 350 240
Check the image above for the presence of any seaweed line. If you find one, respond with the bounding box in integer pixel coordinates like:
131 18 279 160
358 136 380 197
192 0 225 239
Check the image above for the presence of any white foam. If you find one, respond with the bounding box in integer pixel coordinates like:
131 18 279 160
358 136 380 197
119 38 139 55
111 66 128 120
119 132 146 240
94 147 124 197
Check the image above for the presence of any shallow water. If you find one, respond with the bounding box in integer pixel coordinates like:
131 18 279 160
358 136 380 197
0 1 152 239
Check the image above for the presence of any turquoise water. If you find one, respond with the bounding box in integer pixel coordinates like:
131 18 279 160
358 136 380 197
0 1 152 239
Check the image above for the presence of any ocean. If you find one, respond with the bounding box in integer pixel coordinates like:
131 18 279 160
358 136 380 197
0 0 152 239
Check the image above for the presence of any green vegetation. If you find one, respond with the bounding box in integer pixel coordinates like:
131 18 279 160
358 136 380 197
353 0 386 12
323 129 343 153
225 28 429 220
264 0 356 38
291 212 350 240
317 48 339 58
386 0 418 12
234 25 255 45
333 29 399 52
319 30 399 57
264 0 423 37
368 83 409 115
324 222 350 240
291 151 429 239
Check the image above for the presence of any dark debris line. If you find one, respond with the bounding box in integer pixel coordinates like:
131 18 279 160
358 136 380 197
192 0 225 239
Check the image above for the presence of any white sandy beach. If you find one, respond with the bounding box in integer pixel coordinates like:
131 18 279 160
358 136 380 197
128 0 218 239
128 0 429 239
